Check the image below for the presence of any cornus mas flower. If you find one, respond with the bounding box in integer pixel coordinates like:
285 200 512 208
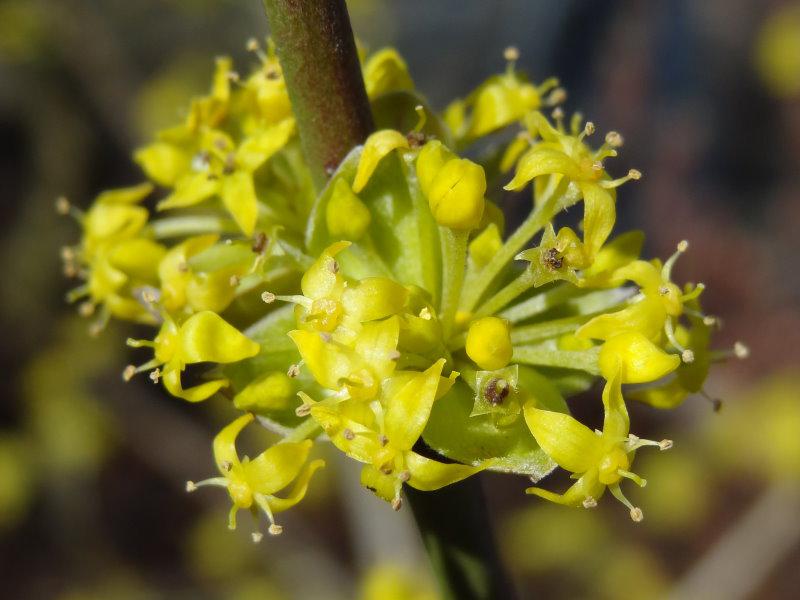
63 42 746 534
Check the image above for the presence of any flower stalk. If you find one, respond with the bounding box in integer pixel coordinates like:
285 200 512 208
260 1 515 596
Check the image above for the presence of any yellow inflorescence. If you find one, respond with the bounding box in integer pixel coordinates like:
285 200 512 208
62 41 741 533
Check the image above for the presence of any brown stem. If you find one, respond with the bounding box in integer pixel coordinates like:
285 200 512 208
262 0 374 189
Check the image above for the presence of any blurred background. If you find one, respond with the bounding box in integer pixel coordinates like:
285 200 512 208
1 0 799 598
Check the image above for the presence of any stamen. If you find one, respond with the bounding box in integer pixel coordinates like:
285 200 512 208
681 283 705 302
659 439 673 451
582 496 597 509
412 104 427 133
734 342 750 359
122 365 137 382
343 428 355 441
229 275 240 288
149 368 161 384
261 291 276 303
617 469 647 487
287 362 302 378
609 483 643 522
630 507 644 522
662 240 688 281
605 131 624 147
251 532 263 543
544 87 567 106
391 497 403 511
268 524 283 536
503 46 520 62
295 403 311 417
599 169 641 189
398 470 411 482
664 317 691 359
701 390 723 412
186 477 227 491
681 349 695 363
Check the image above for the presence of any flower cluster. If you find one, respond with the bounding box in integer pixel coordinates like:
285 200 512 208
62 40 746 535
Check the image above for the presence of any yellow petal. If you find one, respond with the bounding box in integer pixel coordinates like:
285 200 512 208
178 311 260 364
405 452 485 491
134 142 191 187
526 470 604 507
363 48 414 98
360 464 397 502
245 440 312 496
162 367 228 403
95 182 154 205
352 130 409 193
233 371 295 411
213 413 253 472
598 331 680 383
577 297 666 342
578 182 615 258
235 118 295 172
288 329 354 390
269 459 325 513
342 277 408 322
301 241 350 299
353 316 401 379
523 403 603 474
326 179 372 240
504 148 580 191
601 366 629 441
84 204 148 245
108 238 166 282
628 379 689 410
384 359 445 452
220 171 258 236
309 401 384 464
158 172 219 210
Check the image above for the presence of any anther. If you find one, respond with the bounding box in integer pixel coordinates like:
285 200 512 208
681 349 695 363
287 364 300 378
582 496 597 509
659 439 673 451
388 350 401 361
592 161 604 171
122 365 137 382
703 315 717 326
503 46 520 61
177 261 189 273
251 532 263 543
419 307 432 320
185 481 197 492
229 275 240 287
343 428 355 441
380 463 393 475
605 131 624 147
222 461 233 472
252 232 268 253
319 332 332 343
78 301 95 317
268 524 283 536
261 291 276 304
659 286 670 296
149 368 161 384
734 342 750 359
630 507 644 522
226 71 240 83
584 121 596 136
398 470 411 482
551 107 565 121
545 88 567 106
55 196 71 215
391 498 403 511
378 434 389 447
295 404 311 417
141 290 158 304
627 169 641 181
246 38 259 52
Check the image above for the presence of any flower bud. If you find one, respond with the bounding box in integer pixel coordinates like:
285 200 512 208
417 141 486 230
466 316 512 370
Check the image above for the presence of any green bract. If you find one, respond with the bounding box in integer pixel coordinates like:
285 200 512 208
62 40 745 535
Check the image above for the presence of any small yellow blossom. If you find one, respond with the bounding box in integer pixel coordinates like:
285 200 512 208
187 414 324 535
127 311 260 402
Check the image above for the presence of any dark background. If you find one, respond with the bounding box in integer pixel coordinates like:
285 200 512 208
1 1 799 598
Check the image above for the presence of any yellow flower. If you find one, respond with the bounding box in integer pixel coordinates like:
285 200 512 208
444 49 558 141
305 359 486 508
524 368 671 520
187 414 324 536
127 311 260 402
352 129 409 193
504 111 640 260
363 48 415 98
158 234 249 315
515 223 585 288
156 119 295 235
577 241 705 363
